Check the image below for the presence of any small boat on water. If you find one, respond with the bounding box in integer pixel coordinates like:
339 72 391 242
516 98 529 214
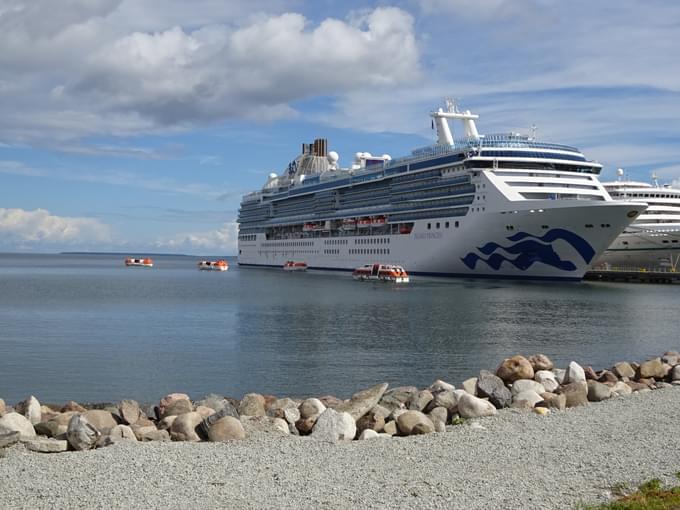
198 260 229 271
125 257 153 267
283 260 308 272
352 263 409 283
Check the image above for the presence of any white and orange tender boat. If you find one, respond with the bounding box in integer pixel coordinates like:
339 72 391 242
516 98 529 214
198 259 229 271
283 260 308 272
125 257 153 267
352 263 409 283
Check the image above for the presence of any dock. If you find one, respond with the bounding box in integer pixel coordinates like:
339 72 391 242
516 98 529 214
584 267 680 284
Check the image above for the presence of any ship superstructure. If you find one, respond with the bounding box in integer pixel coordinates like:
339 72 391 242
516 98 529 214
237 100 645 280
596 175 680 270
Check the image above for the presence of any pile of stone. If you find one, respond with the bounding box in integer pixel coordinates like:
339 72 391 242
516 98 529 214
1 351 679 453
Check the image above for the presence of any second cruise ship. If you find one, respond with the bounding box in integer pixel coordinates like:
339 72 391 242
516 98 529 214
237 100 646 280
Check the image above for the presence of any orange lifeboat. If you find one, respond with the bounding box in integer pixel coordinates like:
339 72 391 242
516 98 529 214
371 215 387 227
198 259 229 271
125 257 153 267
357 217 372 228
283 260 308 272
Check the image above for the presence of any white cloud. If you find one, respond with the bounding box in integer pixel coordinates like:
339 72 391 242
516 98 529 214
156 222 238 254
0 4 420 144
0 208 111 248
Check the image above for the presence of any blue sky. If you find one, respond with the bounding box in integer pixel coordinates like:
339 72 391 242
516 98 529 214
1 0 679 254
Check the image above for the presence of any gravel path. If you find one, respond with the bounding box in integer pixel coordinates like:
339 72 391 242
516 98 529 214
2 388 680 509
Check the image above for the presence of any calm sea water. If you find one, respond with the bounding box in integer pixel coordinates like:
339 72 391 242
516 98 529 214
0 252 678 404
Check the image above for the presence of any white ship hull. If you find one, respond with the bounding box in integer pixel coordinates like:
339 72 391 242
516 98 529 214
595 227 680 269
239 201 644 280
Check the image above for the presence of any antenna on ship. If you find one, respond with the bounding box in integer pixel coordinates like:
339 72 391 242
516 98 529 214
617 168 626 199
431 97 479 146
652 172 660 188
530 124 537 141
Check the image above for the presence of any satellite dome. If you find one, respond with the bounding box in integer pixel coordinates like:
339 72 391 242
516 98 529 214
327 151 339 163
269 172 277 179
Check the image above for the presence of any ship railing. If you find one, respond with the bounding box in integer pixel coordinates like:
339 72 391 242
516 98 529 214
591 264 678 273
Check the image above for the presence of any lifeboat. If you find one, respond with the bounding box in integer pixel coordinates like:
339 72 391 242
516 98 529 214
371 215 387 227
352 263 409 283
198 259 229 271
283 260 308 272
357 217 372 228
399 224 413 235
125 257 153 267
303 223 316 232
342 218 357 230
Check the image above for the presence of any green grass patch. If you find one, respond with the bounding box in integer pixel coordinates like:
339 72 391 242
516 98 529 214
579 478 680 509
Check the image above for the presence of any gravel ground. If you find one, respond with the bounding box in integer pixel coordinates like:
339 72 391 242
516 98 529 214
2 387 680 510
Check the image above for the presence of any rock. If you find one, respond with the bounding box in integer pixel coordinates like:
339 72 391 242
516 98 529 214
207 416 245 441
66 414 100 450
534 407 550 416
318 395 342 408
159 393 190 415
267 398 300 425
613 362 635 379
513 390 543 407
552 368 566 384
335 383 388 421
169 412 203 441
16 396 41 425
427 407 448 432
356 412 385 434
586 380 611 401
240 416 289 435
461 378 477 396
584 366 598 380
194 394 239 418
110 424 137 441
408 390 433 412
611 381 633 396
383 421 398 436
158 415 177 430
25 438 68 453
82 410 117 433
358 429 380 440
626 381 651 392
476 371 512 409
672 365 680 382
295 417 317 435
534 371 559 393
598 370 619 384
557 382 588 408
0 412 36 439
59 401 86 413
529 354 554 372
0 398 5 417
511 379 545 396
299 398 326 419
496 355 534 383
139 428 170 442
539 392 566 411
396 411 435 436
118 400 141 425
662 351 680 366
428 380 455 393
195 405 216 419
239 393 266 417
197 406 243 440
427 390 458 415
379 386 419 412
457 394 497 418
311 409 356 442
0 431 20 448
40 412 77 437
638 358 669 380
370 404 391 420
161 399 193 419
564 361 586 384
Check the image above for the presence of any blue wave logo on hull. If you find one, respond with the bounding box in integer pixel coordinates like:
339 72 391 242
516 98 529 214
461 228 595 272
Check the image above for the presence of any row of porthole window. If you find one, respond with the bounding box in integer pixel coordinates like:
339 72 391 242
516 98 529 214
427 221 459 230
263 241 314 247
355 237 390 245
323 249 340 254
585 224 611 228
349 248 390 255
324 239 348 245
239 234 256 241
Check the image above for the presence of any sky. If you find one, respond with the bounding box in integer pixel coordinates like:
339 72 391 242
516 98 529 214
0 0 679 255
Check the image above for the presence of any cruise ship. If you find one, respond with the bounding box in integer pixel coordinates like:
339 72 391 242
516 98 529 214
237 100 646 280
595 174 680 270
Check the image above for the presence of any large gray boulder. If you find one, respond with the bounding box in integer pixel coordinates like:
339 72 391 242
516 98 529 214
511 379 545 397
457 393 497 418
299 398 326 419
512 390 543 407
428 380 455 393
16 396 41 425
25 438 68 453
476 371 512 409
534 371 559 393
66 414 100 450
0 412 36 439
558 382 588 408
379 386 419 412
335 383 388 421
311 408 356 442
239 394 266 417
587 380 612 402
564 361 586 384
118 400 141 425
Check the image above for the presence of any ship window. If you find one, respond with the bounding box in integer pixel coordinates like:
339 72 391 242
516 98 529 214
455 221 459 228
585 224 594 228
541 225 549 229
436 222 440 229
623 241 628 245
445 222 450 228
427 223 431 230
663 240 669 243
